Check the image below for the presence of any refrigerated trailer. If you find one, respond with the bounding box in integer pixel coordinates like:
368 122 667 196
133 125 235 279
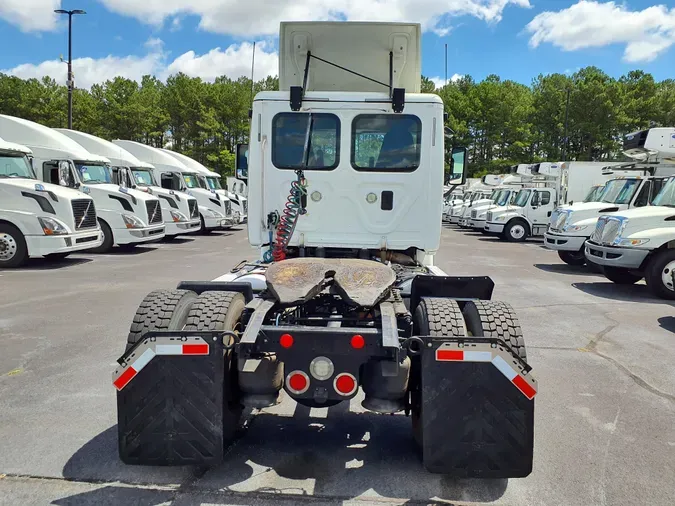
0 115 165 251
114 21 536 479
55 129 201 238
0 137 102 267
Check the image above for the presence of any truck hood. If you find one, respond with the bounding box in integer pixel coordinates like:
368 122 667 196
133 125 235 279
1 178 90 201
594 207 675 243
553 202 625 230
605 206 675 222
489 205 523 217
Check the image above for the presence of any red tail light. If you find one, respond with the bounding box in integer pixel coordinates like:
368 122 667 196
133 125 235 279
350 334 365 349
279 333 294 348
286 371 309 394
334 373 357 396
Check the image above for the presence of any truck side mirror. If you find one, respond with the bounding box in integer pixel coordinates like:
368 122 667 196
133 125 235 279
447 147 467 186
58 161 73 188
235 143 249 179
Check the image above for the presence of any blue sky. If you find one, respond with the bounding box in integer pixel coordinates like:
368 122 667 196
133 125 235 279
0 1 673 88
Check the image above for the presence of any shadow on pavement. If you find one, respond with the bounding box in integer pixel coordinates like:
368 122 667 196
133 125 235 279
0 257 93 272
534 264 602 277
59 404 507 505
657 316 675 334
163 237 196 244
110 246 158 255
572 281 673 304
52 486 175 506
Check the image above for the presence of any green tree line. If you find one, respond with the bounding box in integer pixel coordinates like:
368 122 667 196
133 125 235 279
0 66 673 177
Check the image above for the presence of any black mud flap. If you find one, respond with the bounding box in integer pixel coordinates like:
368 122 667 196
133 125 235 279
419 337 536 478
115 331 226 466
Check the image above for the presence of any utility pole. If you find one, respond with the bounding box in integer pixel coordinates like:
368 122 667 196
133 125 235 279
444 44 448 87
561 88 571 161
54 9 86 129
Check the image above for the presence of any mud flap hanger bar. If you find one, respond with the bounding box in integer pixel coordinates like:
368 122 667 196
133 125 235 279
290 51 405 113
410 275 495 315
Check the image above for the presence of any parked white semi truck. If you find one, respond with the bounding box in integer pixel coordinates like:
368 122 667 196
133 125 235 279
0 137 103 267
0 115 165 251
158 148 247 224
55 129 201 239
485 161 624 242
113 140 236 233
585 128 675 297
545 163 675 265
114 21 536 479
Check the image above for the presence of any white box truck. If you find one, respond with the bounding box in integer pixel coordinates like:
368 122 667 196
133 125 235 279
113 141 236 233
113 21 536 479
485 161 624 242
55 129 201 239
159 148 247 225
0 115 165 252
0 137 103 267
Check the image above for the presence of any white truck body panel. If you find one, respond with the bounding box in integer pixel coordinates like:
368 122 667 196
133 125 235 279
0 116 164 246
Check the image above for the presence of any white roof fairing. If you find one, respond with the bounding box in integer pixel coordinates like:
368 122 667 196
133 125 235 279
113 140 191 172
159 148 218 177
0 136 32 155
55 129 154 169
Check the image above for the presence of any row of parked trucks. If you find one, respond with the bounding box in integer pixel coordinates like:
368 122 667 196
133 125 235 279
443 127 675 299
0 114 249 268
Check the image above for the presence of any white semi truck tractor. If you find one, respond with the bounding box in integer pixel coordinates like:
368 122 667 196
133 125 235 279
55 129 201 239
158 148 247 225
0 115 165 252
545 161 675 265
0 137 103 267
585 128 675 297
113 21 536 479
113 140 236 233
485 161 624 242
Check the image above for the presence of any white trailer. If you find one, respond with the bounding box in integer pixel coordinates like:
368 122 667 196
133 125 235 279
55 129 201 238
485 161 625 242
114 21 536 479
113 141 236 233
0 137 103 267
158 148 247 225
0 115 165 251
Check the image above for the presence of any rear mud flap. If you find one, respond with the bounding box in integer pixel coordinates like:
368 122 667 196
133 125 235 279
115 332 226 466
419 338 536 478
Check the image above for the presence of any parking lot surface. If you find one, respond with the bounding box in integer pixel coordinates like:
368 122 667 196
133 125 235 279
1 226 674 505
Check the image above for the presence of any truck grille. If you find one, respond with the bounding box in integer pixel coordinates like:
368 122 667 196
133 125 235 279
146 200 162 224
188 199 198 219
243 200 248 214
591 217 622 245
225 200 232 215
471 210 477 219
551 211 569 231
71 199 97 230
487 212 493 221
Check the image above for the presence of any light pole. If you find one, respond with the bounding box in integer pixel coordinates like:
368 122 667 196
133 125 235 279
54 9 86 129
561 88 571 161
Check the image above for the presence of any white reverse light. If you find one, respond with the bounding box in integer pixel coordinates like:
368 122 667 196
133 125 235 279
309 356 334 381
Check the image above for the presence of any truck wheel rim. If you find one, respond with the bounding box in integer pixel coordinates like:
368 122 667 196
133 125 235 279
0 233 17 261
661 261 675 291
510 225 525 239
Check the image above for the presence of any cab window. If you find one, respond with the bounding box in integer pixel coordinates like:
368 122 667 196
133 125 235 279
633 182 650 207
538 191 551 205
351 114 421 172
272 113 340 170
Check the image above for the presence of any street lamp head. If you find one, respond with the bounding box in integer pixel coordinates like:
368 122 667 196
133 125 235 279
72 10 86 15
53 9 86 15
54 9 68 14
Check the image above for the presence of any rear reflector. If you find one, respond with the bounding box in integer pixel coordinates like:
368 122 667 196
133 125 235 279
286 370 310 395
113 366 137 390
279 333 294 348
351 334 365 349
334 373 358 396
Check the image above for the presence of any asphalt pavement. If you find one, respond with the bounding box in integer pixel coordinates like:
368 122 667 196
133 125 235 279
1 225 674 506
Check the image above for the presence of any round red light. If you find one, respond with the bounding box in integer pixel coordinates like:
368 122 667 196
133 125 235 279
288 372 308 393
351 334 365 349
335 374 357 396
279 333 294 348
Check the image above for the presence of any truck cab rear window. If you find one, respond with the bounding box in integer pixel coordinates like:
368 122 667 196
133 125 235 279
272 113 340 170
351 115 421 172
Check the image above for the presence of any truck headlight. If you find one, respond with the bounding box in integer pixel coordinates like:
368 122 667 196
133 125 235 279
206 208 224 218
495 215 507 221
38 217 69 236
169 210 188 223
565 224 588 232
122 214 146 229
618 238 649 246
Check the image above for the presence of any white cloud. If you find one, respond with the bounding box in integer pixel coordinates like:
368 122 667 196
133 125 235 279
525 1 675 63
97 0 531 37
0 0 60 32
1 39 279 88
167 42 278 82
429 74 463 88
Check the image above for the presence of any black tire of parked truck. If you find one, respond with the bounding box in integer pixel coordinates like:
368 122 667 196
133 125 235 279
558 249 586 266
645 249 675 300
503 219 529 243
184 290 246 441
88 219 113 254
200 215 212 235
603 266 643 285
0 223 28 268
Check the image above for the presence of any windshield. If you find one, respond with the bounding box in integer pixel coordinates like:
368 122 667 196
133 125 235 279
463 192 472 202
584 185 605 203
131 168 156 186
206 176 222 190
651 177 675 207
183 174 200 189
497 190 512 206
0 154 35 179
600 179 641 204
513 189 531 207
75 163 112 184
